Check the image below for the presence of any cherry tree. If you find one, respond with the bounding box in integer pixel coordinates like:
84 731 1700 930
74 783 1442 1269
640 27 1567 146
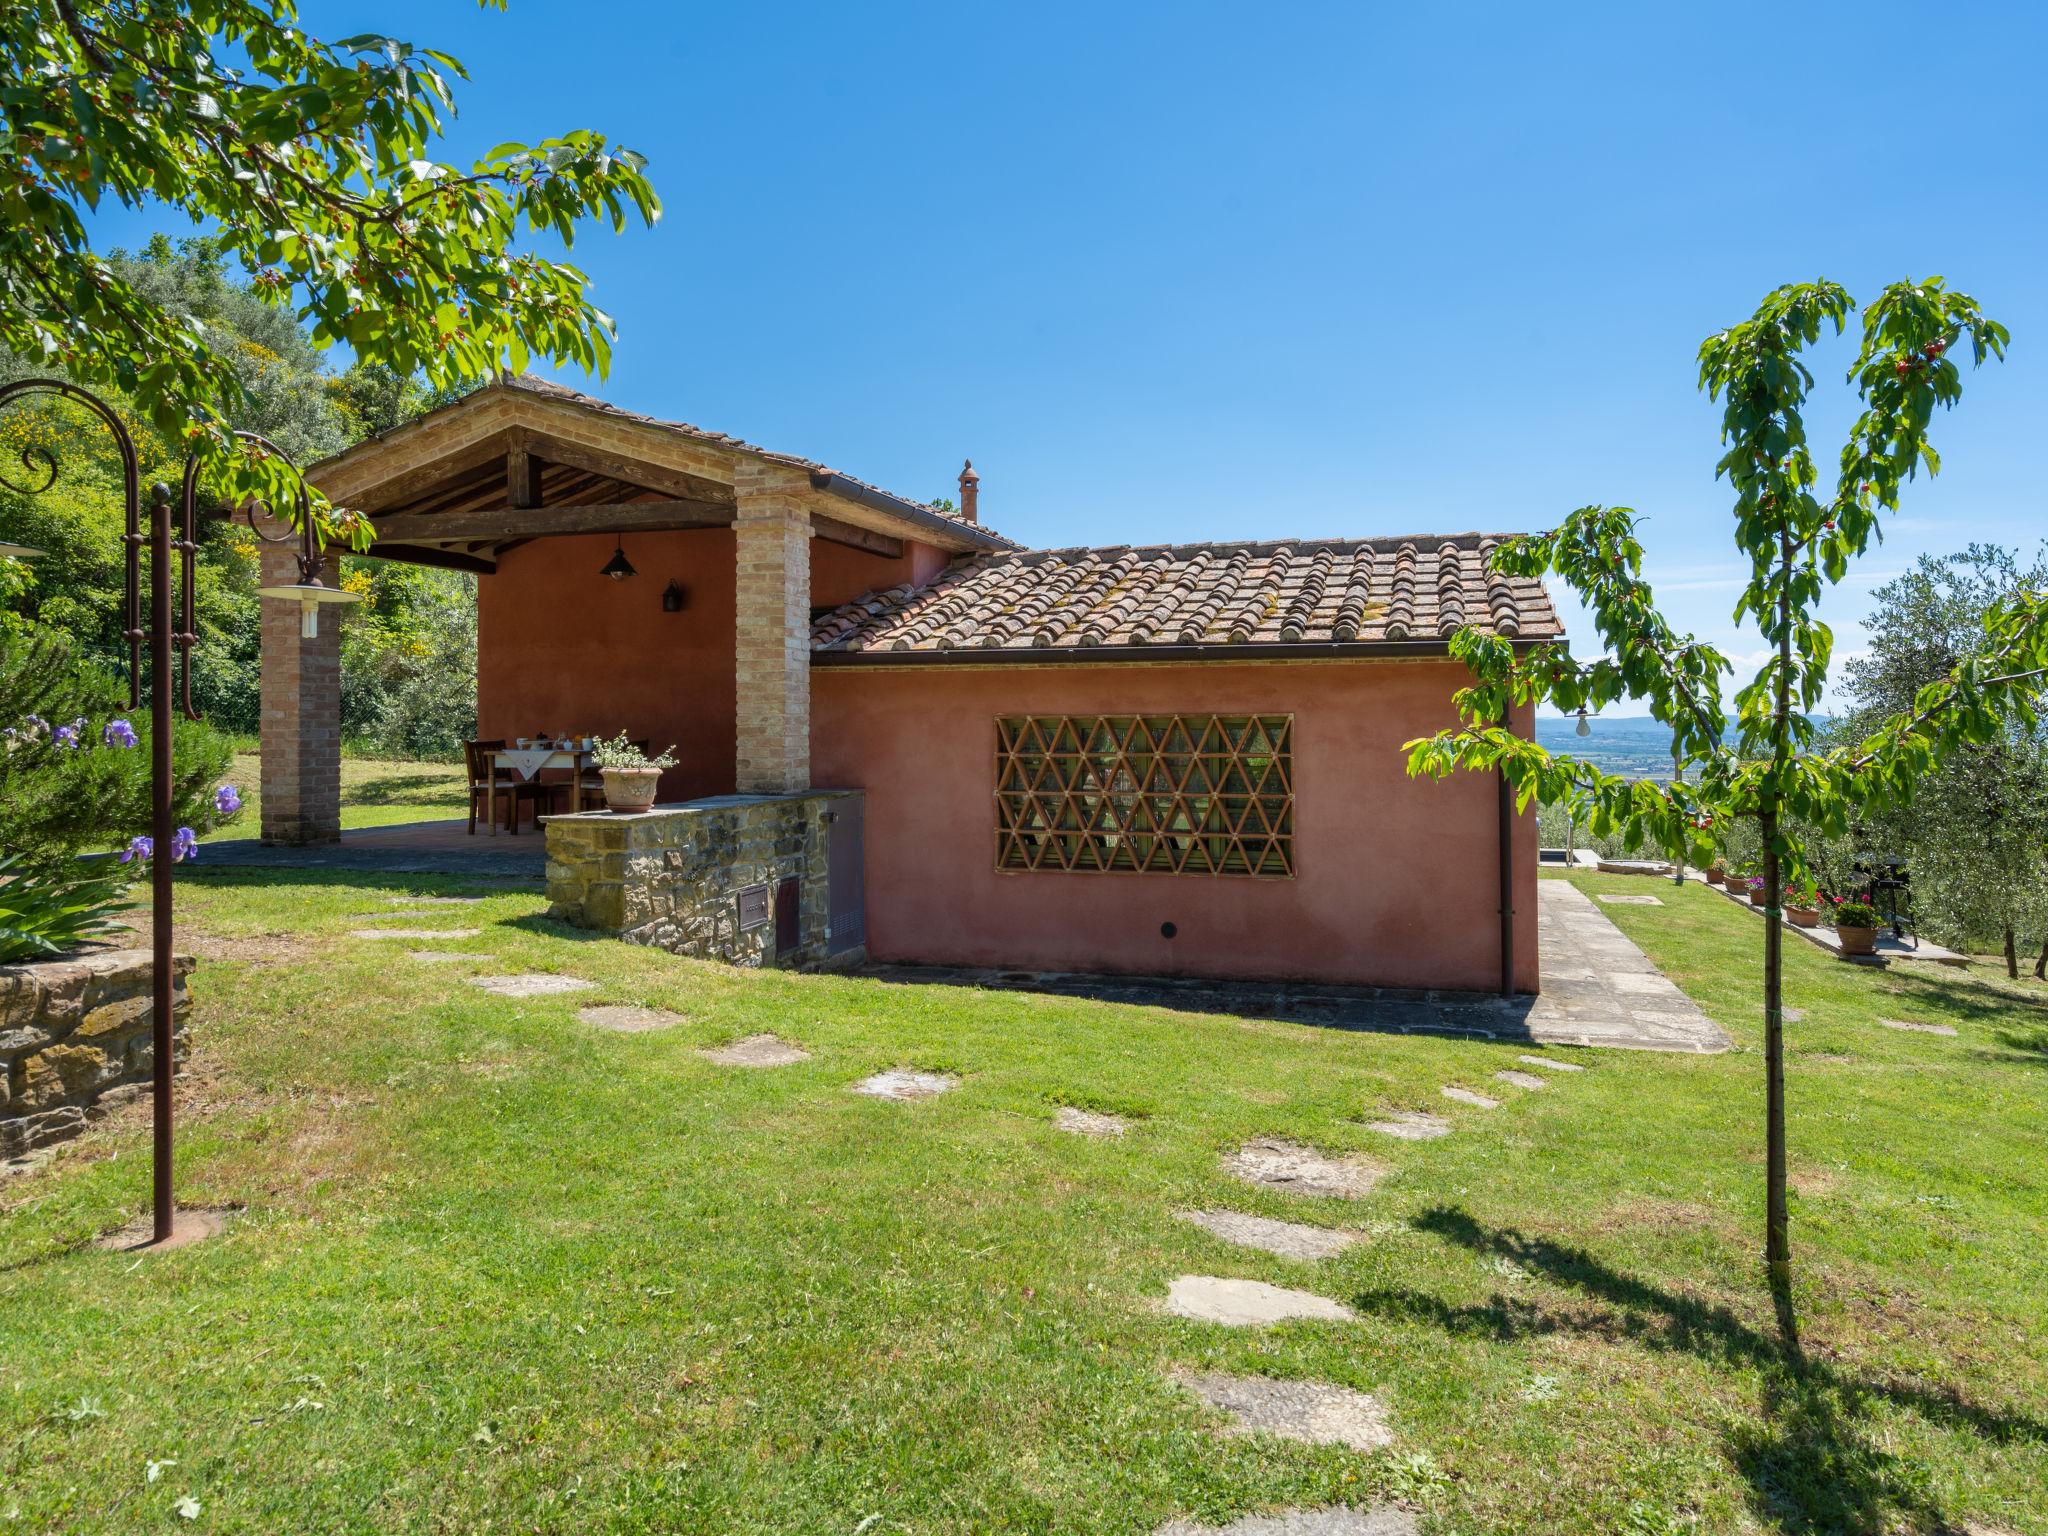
1406 278 2048 1282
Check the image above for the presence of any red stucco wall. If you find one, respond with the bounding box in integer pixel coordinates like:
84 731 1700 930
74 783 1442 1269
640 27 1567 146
811 660 1540 992
810 536 949 608
477 529 739 802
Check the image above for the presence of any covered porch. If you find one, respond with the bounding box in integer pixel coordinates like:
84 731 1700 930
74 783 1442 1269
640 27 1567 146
256 373 1004 843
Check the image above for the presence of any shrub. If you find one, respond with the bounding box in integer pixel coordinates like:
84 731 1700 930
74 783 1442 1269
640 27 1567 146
1834 901 1879 928
0 627 241 880
0 854 130 964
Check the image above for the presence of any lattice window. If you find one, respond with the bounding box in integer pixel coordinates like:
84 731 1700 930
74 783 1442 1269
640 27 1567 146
994 715 1295 877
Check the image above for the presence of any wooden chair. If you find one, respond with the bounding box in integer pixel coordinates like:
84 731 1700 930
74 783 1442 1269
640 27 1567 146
463 738 558 835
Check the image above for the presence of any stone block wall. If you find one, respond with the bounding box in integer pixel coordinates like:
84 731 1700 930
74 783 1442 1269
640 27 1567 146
545 792 857 968
0 948 192 1159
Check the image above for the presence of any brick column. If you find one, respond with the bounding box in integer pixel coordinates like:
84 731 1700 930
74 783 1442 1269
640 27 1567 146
257 520 341 844
733 463 812 793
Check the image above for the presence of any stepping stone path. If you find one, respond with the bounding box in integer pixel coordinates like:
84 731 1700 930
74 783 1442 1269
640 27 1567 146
1055 1105 1127 1137
466 974 595 999
1517 1054 1582 1073
1164 1275 1355 1327
408 951 485 964
1156 1506 1417 1535
853 1068 957 1100
353 927 480 940
1223 1139 1383 1200
583 1005 690 1035
1879 1018 1958 1037
697 1031 809 1063
1597 893 1664 906
1363 1110 1451 1142
1494 1070 1547 1091
1440 1085 1500 1109
1176 1209 1355 1261
1174 1370 1394 1451
387 896 482 906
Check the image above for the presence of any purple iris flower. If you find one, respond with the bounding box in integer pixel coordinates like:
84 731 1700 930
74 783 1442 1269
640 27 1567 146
103 719 138 749
120 835 153 863
214 784 242 815
52 724 80 749
171 827 199 863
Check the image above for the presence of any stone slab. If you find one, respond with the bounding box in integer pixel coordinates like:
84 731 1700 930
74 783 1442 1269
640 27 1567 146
1494 1070 1547 1090
1517 1054 1583 1073
1223 1139 1383 1199
352 928 481 941
1174 1371 1394 1451
697 1031 809 1062
1597 894 1665 906
853 1068 957 1100
1176 1209 1356 1261
1878 1018 1958 1037
1163 1275 1355 1327
1363 1111 1451 1141
1055 1105 1128 1137
1157 1509 1417 1536
584 1005 691 1035
466 974 596 998
408 951 485 964
1440 1086 1500 1109
387 896 483 906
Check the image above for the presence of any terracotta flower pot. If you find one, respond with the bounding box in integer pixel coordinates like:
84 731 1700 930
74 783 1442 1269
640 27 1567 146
1747 887 1769 906
601 766 662 813
1786 905 1820 928
1705 867 1726 886
1836 924 1878 956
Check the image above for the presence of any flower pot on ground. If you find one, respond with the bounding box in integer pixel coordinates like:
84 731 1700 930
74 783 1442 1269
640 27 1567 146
591 733 679 815
1705 865 1727 886
1786 905 1820 927
1833 901 1880 956
1745 880 1769 907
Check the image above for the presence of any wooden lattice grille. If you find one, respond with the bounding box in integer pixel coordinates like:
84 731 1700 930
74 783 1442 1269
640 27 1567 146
994 715 1295 878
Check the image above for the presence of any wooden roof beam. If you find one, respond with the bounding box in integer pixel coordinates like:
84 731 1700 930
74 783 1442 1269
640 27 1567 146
368 498 734 546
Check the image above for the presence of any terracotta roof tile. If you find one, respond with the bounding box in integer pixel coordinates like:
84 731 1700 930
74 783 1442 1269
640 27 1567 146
810 532 1562 658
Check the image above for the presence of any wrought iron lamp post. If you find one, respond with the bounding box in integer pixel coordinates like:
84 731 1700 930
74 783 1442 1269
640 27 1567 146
0 378 354 1244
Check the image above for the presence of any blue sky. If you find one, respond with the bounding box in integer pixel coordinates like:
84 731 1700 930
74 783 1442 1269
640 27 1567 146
87 1 2047 714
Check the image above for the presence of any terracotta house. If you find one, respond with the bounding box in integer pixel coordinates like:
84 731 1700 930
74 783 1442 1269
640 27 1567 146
282 375 1563 994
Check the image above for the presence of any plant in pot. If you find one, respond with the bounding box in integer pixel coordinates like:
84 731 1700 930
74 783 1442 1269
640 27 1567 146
592 733 678 814
1744 874 1769 907
1833 899 1881 956
1784 882 1821 928
1705 861 1728 887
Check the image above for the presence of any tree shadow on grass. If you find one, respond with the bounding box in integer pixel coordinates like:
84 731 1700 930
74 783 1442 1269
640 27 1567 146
341 771 467 809
1351 1207 2045 1534
1881 967 2048 1026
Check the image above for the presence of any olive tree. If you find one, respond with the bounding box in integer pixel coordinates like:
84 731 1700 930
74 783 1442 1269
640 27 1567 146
1406 278 2048 1283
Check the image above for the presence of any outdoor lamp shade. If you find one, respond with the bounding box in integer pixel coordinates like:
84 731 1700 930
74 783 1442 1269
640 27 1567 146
600 538 636 581
0 540 45 559
256 579 361 638
661 579 686 612
1575 709 1592 737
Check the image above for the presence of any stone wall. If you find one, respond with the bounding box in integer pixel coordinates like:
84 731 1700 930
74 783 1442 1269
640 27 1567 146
545 792 857 968
1 947 192 1159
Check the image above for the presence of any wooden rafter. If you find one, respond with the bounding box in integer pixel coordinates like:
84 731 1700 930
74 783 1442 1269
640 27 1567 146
369 498 734 546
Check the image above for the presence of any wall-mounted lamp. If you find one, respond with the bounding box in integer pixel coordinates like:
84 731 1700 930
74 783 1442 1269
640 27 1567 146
661 579 687 613
600 536 636 581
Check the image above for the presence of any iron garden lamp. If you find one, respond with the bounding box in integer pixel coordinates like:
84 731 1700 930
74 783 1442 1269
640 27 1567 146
0 377 356 1246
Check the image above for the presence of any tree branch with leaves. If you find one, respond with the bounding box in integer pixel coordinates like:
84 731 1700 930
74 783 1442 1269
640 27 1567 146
1406 277 2045 1285
0 0 660 540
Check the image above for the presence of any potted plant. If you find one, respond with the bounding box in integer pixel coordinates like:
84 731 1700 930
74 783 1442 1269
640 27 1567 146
1833 899 1880 956
1784 883 1821 927
1705 862 1727 887
593 733 678 814
1745 874 1769 907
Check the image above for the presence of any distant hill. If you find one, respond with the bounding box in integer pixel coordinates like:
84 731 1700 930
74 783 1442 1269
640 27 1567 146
1531 714 1833 781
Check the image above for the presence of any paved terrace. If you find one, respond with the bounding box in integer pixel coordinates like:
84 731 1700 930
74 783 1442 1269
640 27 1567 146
200 819 547 880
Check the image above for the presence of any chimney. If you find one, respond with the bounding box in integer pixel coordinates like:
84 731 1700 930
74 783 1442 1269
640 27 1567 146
957 459 979 524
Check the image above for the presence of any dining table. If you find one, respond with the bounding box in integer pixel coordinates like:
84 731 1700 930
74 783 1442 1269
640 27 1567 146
487 741 596 834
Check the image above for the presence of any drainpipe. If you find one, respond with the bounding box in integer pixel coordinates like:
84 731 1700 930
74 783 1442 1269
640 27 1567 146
1498 711 1516 996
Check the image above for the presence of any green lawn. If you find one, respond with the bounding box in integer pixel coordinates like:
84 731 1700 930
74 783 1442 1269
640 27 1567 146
200 752 468 840
3 871 2044 1533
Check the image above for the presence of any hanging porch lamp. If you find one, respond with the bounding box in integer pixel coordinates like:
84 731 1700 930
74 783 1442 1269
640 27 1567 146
249 484 362 639
600 535 637 581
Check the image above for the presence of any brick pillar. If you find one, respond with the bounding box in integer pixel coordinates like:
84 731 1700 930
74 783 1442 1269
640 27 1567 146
258 520 342 844
733 463 812 793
